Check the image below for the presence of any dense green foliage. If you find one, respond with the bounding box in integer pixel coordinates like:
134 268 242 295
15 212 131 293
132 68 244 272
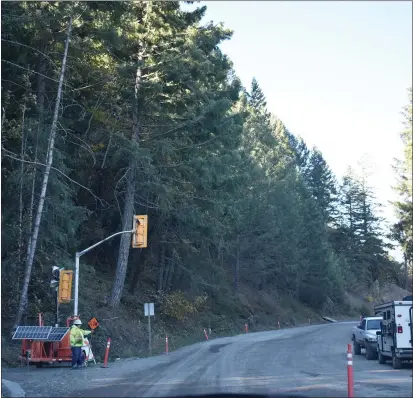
1 2 406 326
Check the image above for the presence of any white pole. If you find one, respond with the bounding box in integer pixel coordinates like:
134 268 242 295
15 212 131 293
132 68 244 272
73 229 134 317
148 314 152 356
74 253 80 316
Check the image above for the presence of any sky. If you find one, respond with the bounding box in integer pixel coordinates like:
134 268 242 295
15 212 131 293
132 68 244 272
184 1 412 261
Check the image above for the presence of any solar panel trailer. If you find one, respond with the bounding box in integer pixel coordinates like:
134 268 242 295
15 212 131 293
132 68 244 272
16 314 95 367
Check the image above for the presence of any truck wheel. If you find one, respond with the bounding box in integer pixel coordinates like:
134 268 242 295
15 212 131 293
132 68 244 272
353 340 361 355
35 362 44 368
365 343 375 360
392 352 402 369
378 351 386 364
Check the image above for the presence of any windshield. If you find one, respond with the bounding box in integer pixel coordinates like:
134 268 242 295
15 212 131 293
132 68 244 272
367 319 382 330
1 2 412 398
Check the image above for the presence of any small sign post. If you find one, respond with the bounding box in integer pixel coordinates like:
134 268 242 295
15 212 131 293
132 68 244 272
144 303 154 356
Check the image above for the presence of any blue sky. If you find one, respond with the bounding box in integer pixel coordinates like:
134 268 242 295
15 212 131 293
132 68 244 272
184 1 412 260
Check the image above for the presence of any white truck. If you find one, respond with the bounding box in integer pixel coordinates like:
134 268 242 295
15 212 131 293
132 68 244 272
351 316 382 360
374 299 413 369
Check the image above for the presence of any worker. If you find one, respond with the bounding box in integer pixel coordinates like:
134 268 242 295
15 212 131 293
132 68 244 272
70 319 92 369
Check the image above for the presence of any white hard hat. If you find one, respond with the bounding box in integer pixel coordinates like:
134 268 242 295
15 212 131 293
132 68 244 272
73 319 82 325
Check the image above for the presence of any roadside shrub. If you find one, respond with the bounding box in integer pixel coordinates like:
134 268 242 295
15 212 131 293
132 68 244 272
365 294 373 303
161 291 207 321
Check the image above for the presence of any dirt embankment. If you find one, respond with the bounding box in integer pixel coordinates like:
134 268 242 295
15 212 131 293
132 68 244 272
345 282 411 316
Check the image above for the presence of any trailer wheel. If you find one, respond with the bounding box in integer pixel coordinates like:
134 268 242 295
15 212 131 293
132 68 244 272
353 339 361 355
378 351 386 364
392 352 402 369
35 363 44 368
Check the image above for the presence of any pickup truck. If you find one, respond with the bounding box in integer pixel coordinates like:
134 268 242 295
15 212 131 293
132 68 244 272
351 316 382 360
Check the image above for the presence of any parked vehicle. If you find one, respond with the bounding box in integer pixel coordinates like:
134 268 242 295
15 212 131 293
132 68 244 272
351 316 382 359
374 299 412 369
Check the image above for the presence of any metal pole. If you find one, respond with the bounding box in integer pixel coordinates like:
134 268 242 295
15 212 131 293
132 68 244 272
148 314 152 356
77 230 134 257
73 229 133 317
55 287 59 327
74 253 80 316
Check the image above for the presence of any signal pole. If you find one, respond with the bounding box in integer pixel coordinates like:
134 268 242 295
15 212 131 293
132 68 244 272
73 215 148 317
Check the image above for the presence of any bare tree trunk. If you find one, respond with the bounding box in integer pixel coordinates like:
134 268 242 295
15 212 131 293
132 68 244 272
109 166 136 306
165 253 175 293
157 245 166 293
128 249 144 294
233 234 240 294
163 257 171 293
19 48 46 320
26 40 46 257
27 119 41 256
1 107 5 130
109 2 152 308
404 252 409 290
13 17 72 329
109 63 142 308
18 105 26 262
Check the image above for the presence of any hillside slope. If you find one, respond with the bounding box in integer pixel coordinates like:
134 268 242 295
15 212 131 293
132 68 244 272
2 263 409 368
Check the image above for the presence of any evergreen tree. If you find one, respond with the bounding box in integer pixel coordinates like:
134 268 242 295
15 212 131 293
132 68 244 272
305 148 339 225
0 1 403 330
391 87 413 288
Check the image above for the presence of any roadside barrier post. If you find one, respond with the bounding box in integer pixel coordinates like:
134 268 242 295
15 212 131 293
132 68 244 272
244 323 248 333
165 335 169 354
277 321 280 329
101 337 111 368
347 343 354 398
203 328 209 340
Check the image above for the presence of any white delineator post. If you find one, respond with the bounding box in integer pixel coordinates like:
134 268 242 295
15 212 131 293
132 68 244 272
101 337 111 368
347 343 354 398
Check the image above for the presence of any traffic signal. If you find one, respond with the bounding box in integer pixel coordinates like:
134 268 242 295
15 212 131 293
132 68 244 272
132 215 148 248
50 267 73 304
58 270 73 304
50 266 60 288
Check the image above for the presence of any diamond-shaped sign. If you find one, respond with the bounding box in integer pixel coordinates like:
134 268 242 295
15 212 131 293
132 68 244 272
88 317 100 330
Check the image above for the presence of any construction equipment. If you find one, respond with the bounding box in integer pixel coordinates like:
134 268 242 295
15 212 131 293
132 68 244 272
13 313 95 367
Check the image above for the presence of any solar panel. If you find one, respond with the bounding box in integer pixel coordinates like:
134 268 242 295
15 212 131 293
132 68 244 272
47 327 70 342
12 326 52 340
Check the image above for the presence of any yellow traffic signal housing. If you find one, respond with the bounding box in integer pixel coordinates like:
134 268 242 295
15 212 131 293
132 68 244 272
58 270 73 304
132 215 148 248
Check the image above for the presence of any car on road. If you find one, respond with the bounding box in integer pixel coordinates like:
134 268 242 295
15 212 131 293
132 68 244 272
352 316 382 360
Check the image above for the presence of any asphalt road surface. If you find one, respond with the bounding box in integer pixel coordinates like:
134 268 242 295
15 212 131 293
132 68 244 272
2 322 412 397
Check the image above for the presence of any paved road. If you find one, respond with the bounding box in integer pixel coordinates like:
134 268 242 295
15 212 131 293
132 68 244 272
2 322 412 397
